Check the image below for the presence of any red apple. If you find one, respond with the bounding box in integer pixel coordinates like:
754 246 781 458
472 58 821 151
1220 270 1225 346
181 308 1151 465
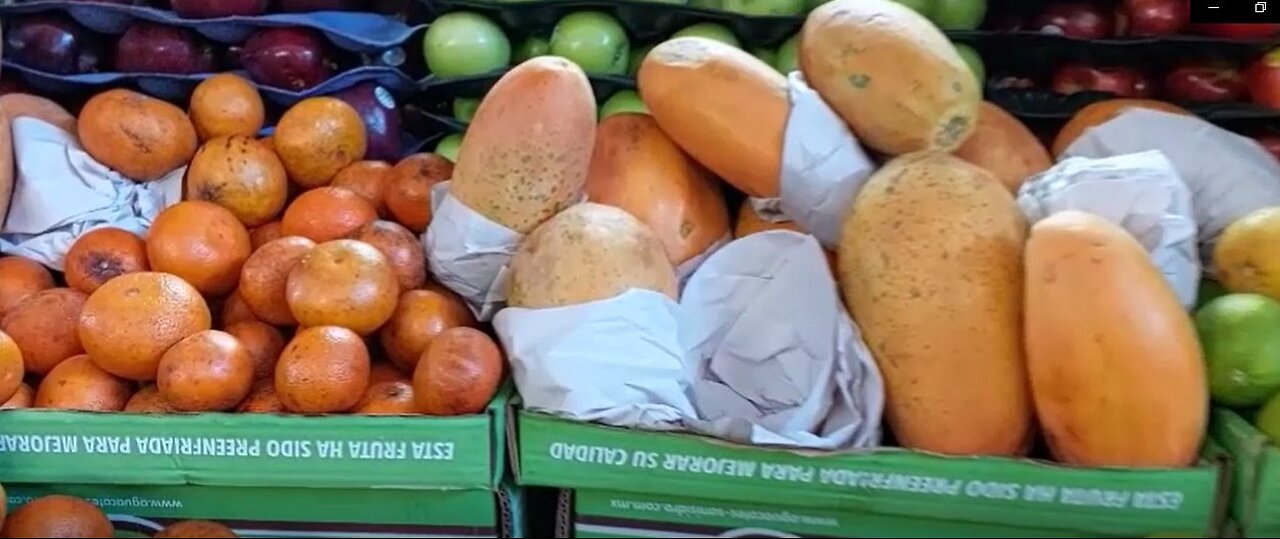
1194 23 1280 40
113 22 217 74
1052 64 1152 97
1032 2 1114 39
1164 62 1245 102
1254 134 1280 162
1249 49 1280 108
240 27 334 91
1121 0 1189 37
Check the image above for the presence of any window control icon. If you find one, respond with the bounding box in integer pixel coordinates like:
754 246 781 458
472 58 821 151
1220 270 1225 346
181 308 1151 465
1259 2 1269 13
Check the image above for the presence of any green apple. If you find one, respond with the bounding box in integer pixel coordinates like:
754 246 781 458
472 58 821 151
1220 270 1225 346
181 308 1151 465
629 43 654 76
775 35 797 74
889 0 934 17
690 0 723 9
932 0 986 30
435 133 464 163
672 23 740 49
752 47 777 69
953 42 985 87
550 11 630 75
722 0 805 16
453 97 480 123
423 12 511 78
516 35 550 62
600 90 648 119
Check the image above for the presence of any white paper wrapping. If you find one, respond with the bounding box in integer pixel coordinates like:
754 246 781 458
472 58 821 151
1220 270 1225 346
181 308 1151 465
1018 150 1200 307
494 289 696 430
680 231 883 450
0 117 184 270
423 181 522 322
1062 108 1280 265
675 233 731 288
746 73 876 247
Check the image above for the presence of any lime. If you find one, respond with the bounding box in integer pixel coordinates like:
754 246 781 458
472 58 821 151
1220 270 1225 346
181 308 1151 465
435 133 464 163
1196 293 1280 407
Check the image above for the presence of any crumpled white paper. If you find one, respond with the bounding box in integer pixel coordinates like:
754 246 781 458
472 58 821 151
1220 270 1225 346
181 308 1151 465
0 117 184 270
494 289 696 430
1062 108 1280 265
747 73 876 248
681 231 883 450
675 233 731 288
1018 150 1200 307
423 181 522 322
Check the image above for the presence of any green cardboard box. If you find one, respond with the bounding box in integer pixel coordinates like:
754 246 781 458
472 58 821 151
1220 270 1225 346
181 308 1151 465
1211 407 1280 538
0 387 523 537
513 410 1230 538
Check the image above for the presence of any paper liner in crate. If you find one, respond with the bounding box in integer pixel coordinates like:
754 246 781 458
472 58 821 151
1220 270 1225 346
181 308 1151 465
1060 109 1280 266
745 73 875 248
494 231 884 450
0 117 183 270
423 181 520 322
1018 151 1199 307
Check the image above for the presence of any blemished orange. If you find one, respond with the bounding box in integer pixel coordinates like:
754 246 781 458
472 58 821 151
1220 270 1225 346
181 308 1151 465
237 378 284 413
219 289 261 328
413 327 503 416
273 97 367 188
79 272 212 381
224 321 286 381
275 326 370 413
332 161 393 216
239 236 316 326
386 153 452 233
157 330 254 412
354 378 416 415
286 240 399 336
0 330 23 403
189 73 266 142
349 220 427 291
280 187 378 243
155 520 238 538
124 384 177 414
1 288 87 375
0 257 54 316
1 495 114 538
250 221 285 250
146 201 252 296
63 227 150 294
379 288 476 372
34 354 132 411
185 135 289 227
1 383 33 409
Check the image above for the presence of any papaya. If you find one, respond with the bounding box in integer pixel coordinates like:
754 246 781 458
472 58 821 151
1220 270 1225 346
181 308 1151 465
452 56 596 234
508 203 677 309
585 113 730 266
799 0 980 155
0 93 76 135
1025 211 1206 468
638 37 788 198
953 102 1051 193
1051 99 1190 158
838 151 1031 456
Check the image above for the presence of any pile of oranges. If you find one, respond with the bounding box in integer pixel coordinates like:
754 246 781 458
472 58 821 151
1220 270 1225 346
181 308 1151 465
0 490 236 538
0 74 504 418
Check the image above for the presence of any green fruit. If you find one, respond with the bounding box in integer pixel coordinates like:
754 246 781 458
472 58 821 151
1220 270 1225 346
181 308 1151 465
953 43 984 86
453 97 480 123
629 43 654 76
1257 391 1280 445
889 0 934 17
806 0 829 11
672 23 741 49
1199 279 1229 309
1196 293 1280 407
690 0 723 9
932 0 987 30
775 35 798 74
516 35 550 62
752 47 778 69
435 133 464 163
549 11 630 75
722 0 805 16
600 90 648 119
423 12 511 78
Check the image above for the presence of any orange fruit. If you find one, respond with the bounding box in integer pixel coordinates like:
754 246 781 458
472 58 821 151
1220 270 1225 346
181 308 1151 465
64 227 150 294
155 520 238 538
332 161 393 215
146 201 252 296
79 272 212 381
1052 99 1191 157
34 354 132 411
2 495 113 538
124 384 177 414
273 97 367 188
189 73 265 142
1 383 33 409
370 361 406 384
0 257 54 316
379 289 475 372
275 326 370 413
286 240 399 335
1 288 87 375
386 153 452 233
237 377 284 413
350 220 427 291
250 221 285 250
280 187 378 243
239 236 316 326
219 289 261 328
0 330 23 403
157 330 254 412
354 378 416 415
224 321 285 381
186 135 289 227
414 327 503 416
78 88 197 182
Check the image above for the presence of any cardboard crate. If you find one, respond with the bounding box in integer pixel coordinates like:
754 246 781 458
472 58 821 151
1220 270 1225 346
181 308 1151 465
513 409 1229 538
0 387 523 538
1211 407 1280 538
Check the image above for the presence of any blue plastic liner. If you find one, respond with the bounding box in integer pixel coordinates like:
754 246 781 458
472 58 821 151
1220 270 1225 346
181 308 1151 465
0 1 424 53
